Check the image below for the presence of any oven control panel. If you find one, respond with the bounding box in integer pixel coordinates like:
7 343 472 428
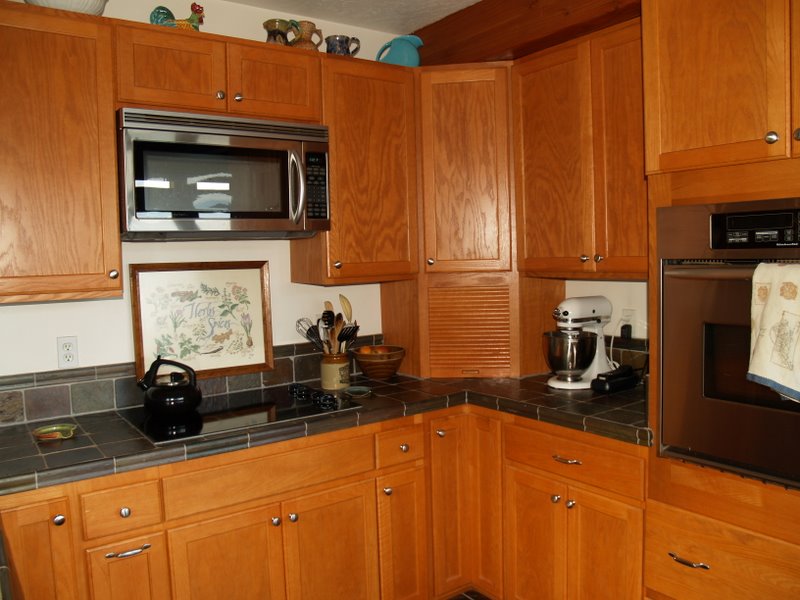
711 208 799 249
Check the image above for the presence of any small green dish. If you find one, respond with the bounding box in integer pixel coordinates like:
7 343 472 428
32 423 77 442
345 386 372 398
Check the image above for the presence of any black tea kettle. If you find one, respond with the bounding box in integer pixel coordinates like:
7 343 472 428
138 356 202 416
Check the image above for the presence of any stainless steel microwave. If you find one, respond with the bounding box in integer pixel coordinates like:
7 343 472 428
118 108 330 240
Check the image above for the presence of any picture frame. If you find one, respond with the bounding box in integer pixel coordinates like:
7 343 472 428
129 261 273 380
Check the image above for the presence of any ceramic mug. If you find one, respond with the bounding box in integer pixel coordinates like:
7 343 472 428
263 18 298 45
325 35 360 56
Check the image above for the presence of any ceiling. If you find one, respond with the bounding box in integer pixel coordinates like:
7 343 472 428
223 0 480 34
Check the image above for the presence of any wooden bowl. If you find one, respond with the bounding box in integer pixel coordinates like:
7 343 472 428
351 345 405 379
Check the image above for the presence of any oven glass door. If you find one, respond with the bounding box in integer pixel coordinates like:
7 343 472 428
660 262 800 487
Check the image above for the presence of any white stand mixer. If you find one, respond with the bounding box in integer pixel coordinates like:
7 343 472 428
545 296 614 390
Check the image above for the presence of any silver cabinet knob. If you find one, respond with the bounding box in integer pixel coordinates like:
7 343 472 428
794 128 800 141
234 93 244 102
108 269 119 279
566 499 576 509
119 507 131 518
551 495 561 504
399 443 409 453
52 514 66 526
426 258 435 265
271 516 281 526
764 130 780 144
288 513 299 522
435 429 446 438
383 487 393 496
668 552 711 570
579 255 590 263
333 261 343 269
216 90 226 100
594 254 604 263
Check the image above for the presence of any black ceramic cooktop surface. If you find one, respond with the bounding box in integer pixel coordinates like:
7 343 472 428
120 384 360 444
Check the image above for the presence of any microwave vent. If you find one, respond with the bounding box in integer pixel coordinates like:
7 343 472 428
119 108 328 143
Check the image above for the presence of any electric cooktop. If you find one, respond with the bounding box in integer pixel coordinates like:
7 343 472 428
120 383 360 444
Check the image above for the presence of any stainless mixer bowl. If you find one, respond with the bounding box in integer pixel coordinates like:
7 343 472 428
542 330 598 381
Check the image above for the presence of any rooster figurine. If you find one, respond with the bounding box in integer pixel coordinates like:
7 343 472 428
149 3 205 31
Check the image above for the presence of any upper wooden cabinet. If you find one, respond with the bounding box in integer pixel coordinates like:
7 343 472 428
513 19 647 277
642 0 790 173
115 24 322 122
419 65 512 272
0 5 122 303
291 58 418 284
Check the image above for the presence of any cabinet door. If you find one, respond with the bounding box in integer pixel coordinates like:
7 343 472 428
504 466 567 600
282 479 379 600
115 25 227 111
291 60 418 284
590 21 647 275
0 497 78 599
429 413 472 596
642 0 790 172
86 532 171 600
0 7 121 303
513 41 595 274
227 43 321 121
567 487 643 600
419 66 511 272
168 506 286 599
376 467 429 600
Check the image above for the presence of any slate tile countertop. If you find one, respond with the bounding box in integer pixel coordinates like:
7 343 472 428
0 374 649 496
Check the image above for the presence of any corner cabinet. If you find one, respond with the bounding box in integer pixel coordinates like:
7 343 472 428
0 4 122 303
513 19 647 278
291 58 418 284
115 23 322 122
642 0 790 173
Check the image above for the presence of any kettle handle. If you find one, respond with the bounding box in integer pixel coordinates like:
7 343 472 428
139 356 197 389
376 40 392 62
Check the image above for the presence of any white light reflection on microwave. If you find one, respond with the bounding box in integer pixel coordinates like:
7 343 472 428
135 178 171 189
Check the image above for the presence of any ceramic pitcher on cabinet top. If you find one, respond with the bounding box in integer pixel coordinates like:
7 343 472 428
263 18 299 45
376 35 423 66
292 20 323 50
325 34 360 56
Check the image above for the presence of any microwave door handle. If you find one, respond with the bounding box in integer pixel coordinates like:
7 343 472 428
288 150 306 225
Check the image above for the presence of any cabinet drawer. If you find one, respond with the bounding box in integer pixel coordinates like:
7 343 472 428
81 480 163 540
163 433 375 520
645 500 800 599
375 425 424 469
503 423 644 499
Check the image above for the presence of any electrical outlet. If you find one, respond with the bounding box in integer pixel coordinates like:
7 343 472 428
621 308 635 324
57 336 78 369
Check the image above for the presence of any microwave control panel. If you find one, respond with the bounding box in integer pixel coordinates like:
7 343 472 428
711 208 799 249
305 152 329 220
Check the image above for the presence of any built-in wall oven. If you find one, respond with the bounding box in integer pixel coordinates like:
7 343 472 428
658 198 800 489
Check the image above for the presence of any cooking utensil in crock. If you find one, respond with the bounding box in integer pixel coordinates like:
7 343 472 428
138 356 202 416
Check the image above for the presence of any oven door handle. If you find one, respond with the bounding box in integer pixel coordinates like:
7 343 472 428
663 266 756 281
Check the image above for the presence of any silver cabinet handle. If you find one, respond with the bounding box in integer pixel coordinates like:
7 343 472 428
216 90 226 100
764 131 780 144
119 507 131 518
579 255 590 263
551 495 561 504
399 443 409 453
383 487 393 496
271 516 281 526
565 499 576 509
52 514 66 526
435 429 446 438
553 454 582 465
426 258 435 265
333 261 343 269
669 552 710 570
108 269 119 279
234 93 244 102
105 543 151 559
594 254 604 263
288 150 306 224
794 128 800 141
288 513 299 522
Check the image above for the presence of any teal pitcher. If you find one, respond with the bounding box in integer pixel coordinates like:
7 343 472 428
376 35 423 66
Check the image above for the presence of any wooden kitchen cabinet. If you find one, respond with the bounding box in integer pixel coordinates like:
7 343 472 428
0 4 122 303
290 58 418 284
642 0 790 173
513 19 647 277
115 24 322 122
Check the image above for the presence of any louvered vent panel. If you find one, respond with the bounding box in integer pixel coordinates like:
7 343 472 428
428 286 512 376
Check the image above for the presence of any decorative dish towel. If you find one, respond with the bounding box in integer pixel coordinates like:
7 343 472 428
747 263 800 402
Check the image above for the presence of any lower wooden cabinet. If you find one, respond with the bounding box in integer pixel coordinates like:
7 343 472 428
85 531 171 599
645 500 800 600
